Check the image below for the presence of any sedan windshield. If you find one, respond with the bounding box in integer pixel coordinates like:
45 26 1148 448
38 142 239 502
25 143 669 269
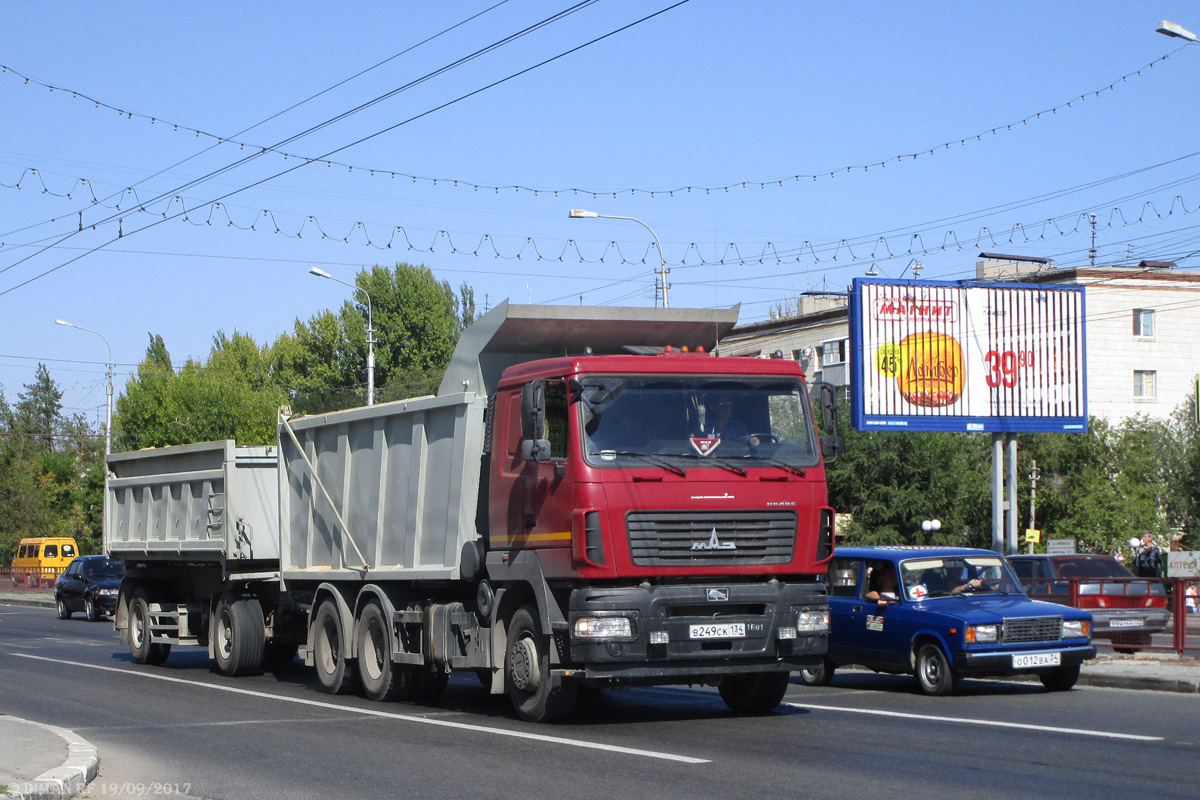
577 375 819 470
899 556 1025 600
84 560 124 579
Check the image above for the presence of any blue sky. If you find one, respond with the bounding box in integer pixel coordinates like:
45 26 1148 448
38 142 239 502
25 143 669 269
2 1 1198 426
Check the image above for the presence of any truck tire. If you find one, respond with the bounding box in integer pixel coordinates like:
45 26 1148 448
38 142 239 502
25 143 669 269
129 592 171 666
915 643 957 696
357 602 401 702
313 601 355 695
1040 664 1080 692
718 672 790 714
798 658 835 687
505 605 577 723
213 593 266 677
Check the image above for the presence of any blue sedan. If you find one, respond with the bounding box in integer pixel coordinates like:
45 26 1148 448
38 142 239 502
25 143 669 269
801 547 1095 695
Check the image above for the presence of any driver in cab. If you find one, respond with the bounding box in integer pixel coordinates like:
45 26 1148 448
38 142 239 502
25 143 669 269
705 393 749 439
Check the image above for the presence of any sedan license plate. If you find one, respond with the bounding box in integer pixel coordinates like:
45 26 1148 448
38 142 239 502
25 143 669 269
689 623 746 640
1012 652 1061 669
1109 618 1144 628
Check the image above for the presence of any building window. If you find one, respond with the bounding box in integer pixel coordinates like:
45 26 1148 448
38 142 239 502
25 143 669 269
1133 309 1154 337
820 338 847 366
1134 370 1157 399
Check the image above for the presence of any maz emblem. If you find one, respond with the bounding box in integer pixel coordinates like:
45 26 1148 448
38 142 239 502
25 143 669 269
691 528 737 552
706 588 730 602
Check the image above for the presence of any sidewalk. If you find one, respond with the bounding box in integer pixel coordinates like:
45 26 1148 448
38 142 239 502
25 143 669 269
0 716 98 800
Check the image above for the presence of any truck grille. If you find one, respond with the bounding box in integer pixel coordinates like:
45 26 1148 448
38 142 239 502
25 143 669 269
1003 616 1062 644
626 510 797 566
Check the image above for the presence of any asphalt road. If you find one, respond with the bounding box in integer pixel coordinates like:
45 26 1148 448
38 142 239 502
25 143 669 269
2 605 1197 800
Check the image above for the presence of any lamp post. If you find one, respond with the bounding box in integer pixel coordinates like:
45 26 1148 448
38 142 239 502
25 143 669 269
309 267 376 406
568 209 670 308
921 519 942 545
1157 20 1197 42
55 319 112 456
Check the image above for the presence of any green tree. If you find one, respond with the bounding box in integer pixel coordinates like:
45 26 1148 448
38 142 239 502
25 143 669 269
13 364 64 452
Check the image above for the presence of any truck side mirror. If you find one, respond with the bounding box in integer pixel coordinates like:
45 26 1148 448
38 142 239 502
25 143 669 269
520 381 550 462
810 381 845 461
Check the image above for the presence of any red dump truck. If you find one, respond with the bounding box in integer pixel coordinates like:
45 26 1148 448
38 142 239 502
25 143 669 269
107 302 840 721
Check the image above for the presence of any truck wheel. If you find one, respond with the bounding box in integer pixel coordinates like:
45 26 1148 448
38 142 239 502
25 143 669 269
915 643 957 696
129 592 171 666
357 602 400 702
1040 664 1080 692
797 658 835 687
718 672 790 713
313 601 355 694
213 593 265 677
85 596 102 622
56 597 72 620
505 605 577 723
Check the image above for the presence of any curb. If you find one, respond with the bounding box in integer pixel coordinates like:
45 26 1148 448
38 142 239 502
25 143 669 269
1078 673 1200 694
0 718 98 800
0 598 55 610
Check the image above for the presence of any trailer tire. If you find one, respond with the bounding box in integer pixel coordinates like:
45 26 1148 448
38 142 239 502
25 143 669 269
357 602 400 702
505 605 577 723
213 593 265 677
313 601 355 694
718 672 790 714
129 592 171 666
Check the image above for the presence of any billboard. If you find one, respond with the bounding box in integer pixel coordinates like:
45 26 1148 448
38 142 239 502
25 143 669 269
849 278 1087 433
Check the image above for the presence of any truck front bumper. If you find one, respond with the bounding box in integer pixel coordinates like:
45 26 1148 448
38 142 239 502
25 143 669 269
566 580 827 681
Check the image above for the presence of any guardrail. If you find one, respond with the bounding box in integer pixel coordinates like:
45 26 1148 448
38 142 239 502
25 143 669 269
1019 576 1197 655
2 565 65 593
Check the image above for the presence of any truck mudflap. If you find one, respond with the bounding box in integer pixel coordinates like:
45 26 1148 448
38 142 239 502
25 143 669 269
566 581 828 680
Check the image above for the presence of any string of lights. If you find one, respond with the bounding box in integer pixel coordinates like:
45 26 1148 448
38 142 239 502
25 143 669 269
0 47 1185 198
0 2 692 297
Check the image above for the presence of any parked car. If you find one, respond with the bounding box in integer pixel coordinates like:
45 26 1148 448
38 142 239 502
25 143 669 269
1008 554 1169 653
55 555 124 621
801 547 1095 695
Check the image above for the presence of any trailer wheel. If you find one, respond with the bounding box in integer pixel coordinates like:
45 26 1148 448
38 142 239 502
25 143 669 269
213 593 265 677
718 672 790 714
129 592 171 666
313 601 355 694
357 602 401 702
505 605 577 723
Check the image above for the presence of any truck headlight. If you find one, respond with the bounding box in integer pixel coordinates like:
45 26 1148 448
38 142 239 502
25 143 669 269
1062 619 1090 639
796 608 829 633
573 616 634 640
966 624 999 643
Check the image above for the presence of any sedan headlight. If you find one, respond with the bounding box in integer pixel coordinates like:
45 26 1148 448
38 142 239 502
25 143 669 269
99 588 118 596
966 624 999 644
573 616 634 640
1062 619 1090 639
796 608 829 633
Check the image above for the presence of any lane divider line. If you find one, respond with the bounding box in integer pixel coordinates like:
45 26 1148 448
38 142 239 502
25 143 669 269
784 701 1164 741
13 653 711 764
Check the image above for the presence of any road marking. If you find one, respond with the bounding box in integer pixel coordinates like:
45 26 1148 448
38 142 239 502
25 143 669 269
784 701 1164 741
14 654 710 764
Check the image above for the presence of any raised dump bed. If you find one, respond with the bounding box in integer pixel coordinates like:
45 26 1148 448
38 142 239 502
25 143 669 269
106 440 279 564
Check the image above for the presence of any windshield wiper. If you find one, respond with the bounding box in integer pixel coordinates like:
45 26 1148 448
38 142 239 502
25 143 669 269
730 455 806 477
589 450 687 477
669 453 748 476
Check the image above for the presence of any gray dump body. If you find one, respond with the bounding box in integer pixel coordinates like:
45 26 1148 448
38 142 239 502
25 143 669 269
278 392 487 583
106 440 279 563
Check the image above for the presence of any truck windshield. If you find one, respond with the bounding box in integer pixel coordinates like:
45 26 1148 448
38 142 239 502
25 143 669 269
576 375 819 470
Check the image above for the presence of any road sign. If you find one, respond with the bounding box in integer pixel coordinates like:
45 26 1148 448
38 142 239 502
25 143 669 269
1024 528 1041 544
1045 538 1076 555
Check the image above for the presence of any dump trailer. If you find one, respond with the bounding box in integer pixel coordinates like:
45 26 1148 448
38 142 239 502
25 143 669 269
108 302 840 721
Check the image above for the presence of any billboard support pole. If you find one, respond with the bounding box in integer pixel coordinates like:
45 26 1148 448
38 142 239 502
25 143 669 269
1006 433 1019 555
991 434 1004 553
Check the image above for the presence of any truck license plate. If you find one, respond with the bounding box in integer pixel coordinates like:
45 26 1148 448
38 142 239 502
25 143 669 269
689 623 746 640
1109 618 1144 628
1012 652 1061 669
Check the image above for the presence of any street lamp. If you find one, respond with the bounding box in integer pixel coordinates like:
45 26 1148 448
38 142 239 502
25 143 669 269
309 267 376 406
1157 20 1197 42
55 319 112 456
921 518 942 545
568 209 670 308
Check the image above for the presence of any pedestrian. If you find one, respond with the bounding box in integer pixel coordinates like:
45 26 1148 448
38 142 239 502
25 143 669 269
1131 531 1162 579
1186 583 1198 615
